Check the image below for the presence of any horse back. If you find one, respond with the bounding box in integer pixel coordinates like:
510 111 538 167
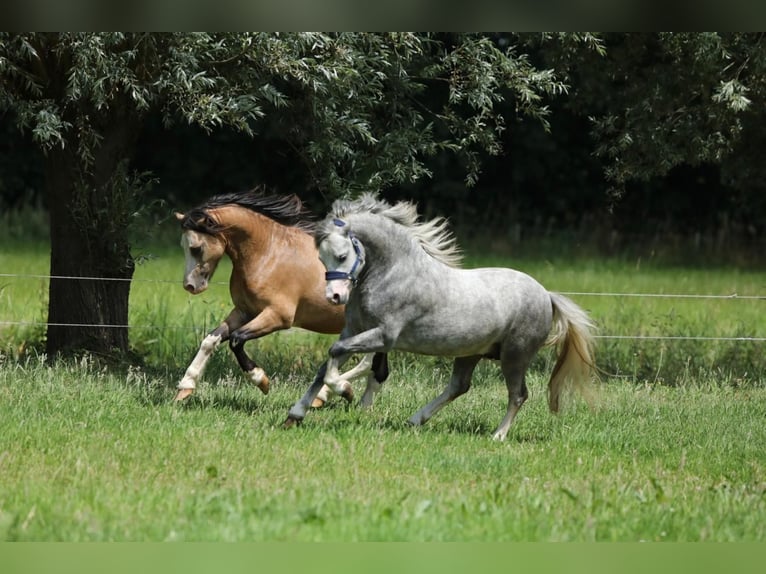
352 265 553 357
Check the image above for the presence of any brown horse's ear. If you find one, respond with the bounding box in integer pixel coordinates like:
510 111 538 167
174 212 185 221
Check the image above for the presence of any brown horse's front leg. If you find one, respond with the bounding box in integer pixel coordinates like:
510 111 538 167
175 322 231 401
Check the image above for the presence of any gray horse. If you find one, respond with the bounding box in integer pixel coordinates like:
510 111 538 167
285 194 596 440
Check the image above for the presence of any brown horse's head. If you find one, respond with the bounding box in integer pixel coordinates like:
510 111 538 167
175 211 226 294
174 190 316 295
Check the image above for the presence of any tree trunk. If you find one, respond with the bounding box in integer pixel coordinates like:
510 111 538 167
45 113 140 359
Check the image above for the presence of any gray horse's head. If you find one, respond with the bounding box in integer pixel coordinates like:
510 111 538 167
316 192 462 305
318 217 365 305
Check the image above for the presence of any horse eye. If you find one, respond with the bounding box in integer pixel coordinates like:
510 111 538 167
337 253 347 262
190 246 202 257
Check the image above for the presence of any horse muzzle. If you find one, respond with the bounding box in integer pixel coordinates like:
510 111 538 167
184 278 208 295
325 280 351 305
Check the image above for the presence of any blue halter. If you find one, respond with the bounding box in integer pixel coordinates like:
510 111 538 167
325 219 364 284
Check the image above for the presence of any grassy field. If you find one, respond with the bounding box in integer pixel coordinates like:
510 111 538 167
0 353 764 541
1 233 765 541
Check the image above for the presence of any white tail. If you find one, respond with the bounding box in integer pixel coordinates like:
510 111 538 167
546 292 597 412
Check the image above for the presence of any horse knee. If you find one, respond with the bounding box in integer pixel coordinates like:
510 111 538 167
458 378 473 396
201 333 222 353
229 332 245 350
446 376 471 400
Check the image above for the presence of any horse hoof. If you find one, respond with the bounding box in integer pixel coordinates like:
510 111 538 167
174 388 194 401
249 368 270 395
282 416 302 429
340 386 354 403
311 397 326 408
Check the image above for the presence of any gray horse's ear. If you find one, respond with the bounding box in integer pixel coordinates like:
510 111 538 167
174 212 185 221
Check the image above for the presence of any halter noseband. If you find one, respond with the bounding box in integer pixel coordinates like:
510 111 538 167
325 218 364 285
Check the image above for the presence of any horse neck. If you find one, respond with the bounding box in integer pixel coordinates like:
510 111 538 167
210 206 288 265
353 215 428 271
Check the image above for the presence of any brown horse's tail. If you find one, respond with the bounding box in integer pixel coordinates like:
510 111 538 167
545 292 597 413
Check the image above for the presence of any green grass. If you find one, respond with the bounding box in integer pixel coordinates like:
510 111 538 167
0 240 50 352
0 354 764 541
1 233 766 541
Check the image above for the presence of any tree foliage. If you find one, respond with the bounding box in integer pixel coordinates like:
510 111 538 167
0 32 588 356
1 32 580 197
540 32 763 195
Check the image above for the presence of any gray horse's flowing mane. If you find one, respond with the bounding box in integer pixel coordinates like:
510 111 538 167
324 193 463 268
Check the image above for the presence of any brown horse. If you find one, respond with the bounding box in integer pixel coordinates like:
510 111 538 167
173 190 388 404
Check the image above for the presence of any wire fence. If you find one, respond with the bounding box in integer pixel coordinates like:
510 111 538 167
2 272 764 299
1 272 764 342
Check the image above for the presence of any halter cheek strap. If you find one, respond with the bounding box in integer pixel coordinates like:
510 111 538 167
325 219 364 285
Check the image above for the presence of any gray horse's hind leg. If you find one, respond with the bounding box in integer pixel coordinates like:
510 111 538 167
492 359 531 441
408 355 481 427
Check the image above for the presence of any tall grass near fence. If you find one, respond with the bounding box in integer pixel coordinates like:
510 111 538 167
1 230 765 385
489 255 766 386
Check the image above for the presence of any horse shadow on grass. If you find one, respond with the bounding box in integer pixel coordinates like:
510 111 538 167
399 419 559 444
169 390 271 415
124 362 563 442
297 400 561 444
124 366 275 415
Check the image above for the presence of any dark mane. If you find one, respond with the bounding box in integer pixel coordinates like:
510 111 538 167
179 189 316 234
